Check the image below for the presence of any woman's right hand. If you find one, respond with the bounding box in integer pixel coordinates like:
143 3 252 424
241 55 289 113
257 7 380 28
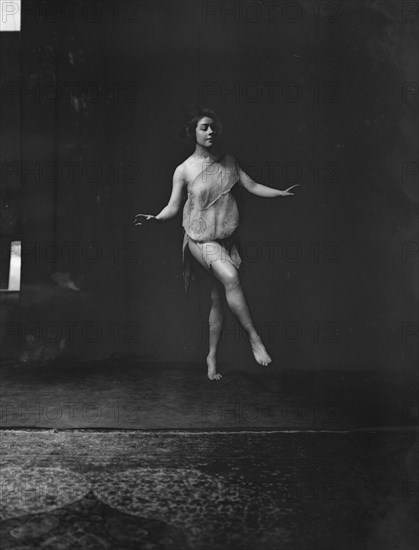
133 213 158 226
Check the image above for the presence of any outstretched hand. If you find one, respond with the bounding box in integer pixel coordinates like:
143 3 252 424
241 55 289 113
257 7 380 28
133 213 157 227
280 184 300 196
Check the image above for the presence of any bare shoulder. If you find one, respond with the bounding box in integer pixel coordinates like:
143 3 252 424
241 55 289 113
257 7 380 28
178 155 200 172
177 156 199 184
172 162 187 184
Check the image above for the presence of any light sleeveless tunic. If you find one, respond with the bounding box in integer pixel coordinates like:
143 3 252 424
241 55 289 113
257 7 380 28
182 154 242 296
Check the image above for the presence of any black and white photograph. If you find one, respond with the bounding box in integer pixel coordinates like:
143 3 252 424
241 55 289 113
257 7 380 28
0 0 418 548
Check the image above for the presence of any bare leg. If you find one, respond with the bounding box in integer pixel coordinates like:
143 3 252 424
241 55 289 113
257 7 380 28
207 281 224 380
188 240 272 366
211 260 272 366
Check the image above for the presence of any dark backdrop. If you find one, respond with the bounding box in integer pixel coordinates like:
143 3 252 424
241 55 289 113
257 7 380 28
1 0 417 370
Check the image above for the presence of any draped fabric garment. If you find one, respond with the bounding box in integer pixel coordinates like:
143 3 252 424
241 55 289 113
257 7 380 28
182 154 242 296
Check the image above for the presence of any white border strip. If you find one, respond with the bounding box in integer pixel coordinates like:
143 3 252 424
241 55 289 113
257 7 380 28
0 0 21 31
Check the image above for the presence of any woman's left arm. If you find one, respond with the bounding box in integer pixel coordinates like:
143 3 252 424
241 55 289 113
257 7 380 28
236 160 299 197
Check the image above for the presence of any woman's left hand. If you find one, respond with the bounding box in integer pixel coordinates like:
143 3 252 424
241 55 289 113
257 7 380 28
279 185 300 196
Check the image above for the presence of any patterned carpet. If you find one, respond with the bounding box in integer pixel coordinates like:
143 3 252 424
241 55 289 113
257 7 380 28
0 430 417 549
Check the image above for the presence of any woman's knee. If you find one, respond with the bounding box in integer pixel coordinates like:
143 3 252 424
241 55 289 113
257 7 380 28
213 263 240 289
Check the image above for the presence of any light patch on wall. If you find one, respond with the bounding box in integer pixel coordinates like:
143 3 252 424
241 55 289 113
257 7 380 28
8 241 21 290
0 0 21 31
0 241 21 291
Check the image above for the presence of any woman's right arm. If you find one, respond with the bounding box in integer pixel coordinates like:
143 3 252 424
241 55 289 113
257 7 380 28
134 165 186 225
155 165 186 221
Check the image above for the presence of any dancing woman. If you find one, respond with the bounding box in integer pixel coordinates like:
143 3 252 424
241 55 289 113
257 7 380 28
134 109 298 380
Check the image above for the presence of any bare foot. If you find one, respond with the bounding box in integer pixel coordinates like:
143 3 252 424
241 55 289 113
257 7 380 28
207 354 222 380
250 336 272 366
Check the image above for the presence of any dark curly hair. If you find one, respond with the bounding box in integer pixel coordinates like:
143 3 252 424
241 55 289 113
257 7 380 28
181 107 223 143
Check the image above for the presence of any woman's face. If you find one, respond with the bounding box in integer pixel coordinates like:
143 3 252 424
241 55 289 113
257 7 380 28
195 116 217 147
